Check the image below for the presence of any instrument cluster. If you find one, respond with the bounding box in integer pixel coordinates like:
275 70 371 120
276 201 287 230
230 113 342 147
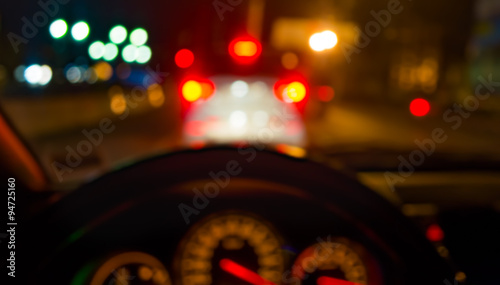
87 211 382 285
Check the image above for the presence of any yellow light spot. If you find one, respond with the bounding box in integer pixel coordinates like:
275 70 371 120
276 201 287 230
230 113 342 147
277 144 306 158
281 52 299 70
285 81 306 102
182 80 202 102
234 41 257 57
455 271 466 282
93 61 113 81
110 94 127 115
437 246 449 258
138 266 153 281
148 83 165 107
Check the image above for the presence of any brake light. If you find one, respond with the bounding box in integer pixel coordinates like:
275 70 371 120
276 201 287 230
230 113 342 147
181 78 215 102
229 36 262 64
274 79 308 103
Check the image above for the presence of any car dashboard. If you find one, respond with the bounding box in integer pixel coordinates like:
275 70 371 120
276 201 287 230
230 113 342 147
24 148 454 285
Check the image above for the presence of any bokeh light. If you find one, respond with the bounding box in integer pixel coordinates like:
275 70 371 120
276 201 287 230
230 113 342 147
24 64 43 84
410 98 431 117
65 66 83 83
71 21 90 41
309 30 338 52
103 43 119 61
148 83 165 108
122 44 137 62
88 41 105 60
116 63 132 79
318 86 335 102
14 65 26 82
135 45 152 64
426 224 444 242
175 49 194 68
109 86 127 115
130 28 148 46
182 80 202 102
281 52 299 70
229 110 247 128
85 68 98 84
93 61 113 81
38 65 53 85
110 94 127 115
109 25 128 44
285 81 306 102
49 19 68 39
230 80 249 98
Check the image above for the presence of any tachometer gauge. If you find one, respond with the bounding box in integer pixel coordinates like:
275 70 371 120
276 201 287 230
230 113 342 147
289 238 380 285
176 213 285 285
88 251 171 285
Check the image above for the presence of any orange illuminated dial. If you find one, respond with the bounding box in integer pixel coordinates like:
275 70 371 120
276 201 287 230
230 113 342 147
176 213 285 285
290 239 371 285
88 251 171 285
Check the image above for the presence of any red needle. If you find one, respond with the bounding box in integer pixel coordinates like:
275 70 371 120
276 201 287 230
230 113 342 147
219 258 276 285
317 276 363 285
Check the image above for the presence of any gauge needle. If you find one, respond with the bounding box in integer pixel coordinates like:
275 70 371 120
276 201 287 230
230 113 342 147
219 258 276 285
317 276 362 285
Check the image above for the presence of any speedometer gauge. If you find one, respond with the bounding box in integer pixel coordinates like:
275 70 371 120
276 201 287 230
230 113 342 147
176 213 285 285
290 238 381 285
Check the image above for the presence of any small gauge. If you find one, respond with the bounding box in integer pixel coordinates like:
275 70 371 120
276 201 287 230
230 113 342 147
176 213 285 285
88 251 171 285
289 238 381 285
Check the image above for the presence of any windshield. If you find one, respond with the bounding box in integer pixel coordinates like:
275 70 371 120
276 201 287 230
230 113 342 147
1 0 500 187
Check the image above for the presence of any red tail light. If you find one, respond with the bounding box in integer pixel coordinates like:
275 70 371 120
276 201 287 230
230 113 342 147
175 49 195 69
274 78 308 103
180 77 215 102
228 36 262 64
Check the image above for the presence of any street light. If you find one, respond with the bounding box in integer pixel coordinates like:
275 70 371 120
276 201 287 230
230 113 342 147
309 30 338 52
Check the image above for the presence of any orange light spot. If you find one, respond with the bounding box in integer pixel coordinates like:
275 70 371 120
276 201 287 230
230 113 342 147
234 41 257 57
